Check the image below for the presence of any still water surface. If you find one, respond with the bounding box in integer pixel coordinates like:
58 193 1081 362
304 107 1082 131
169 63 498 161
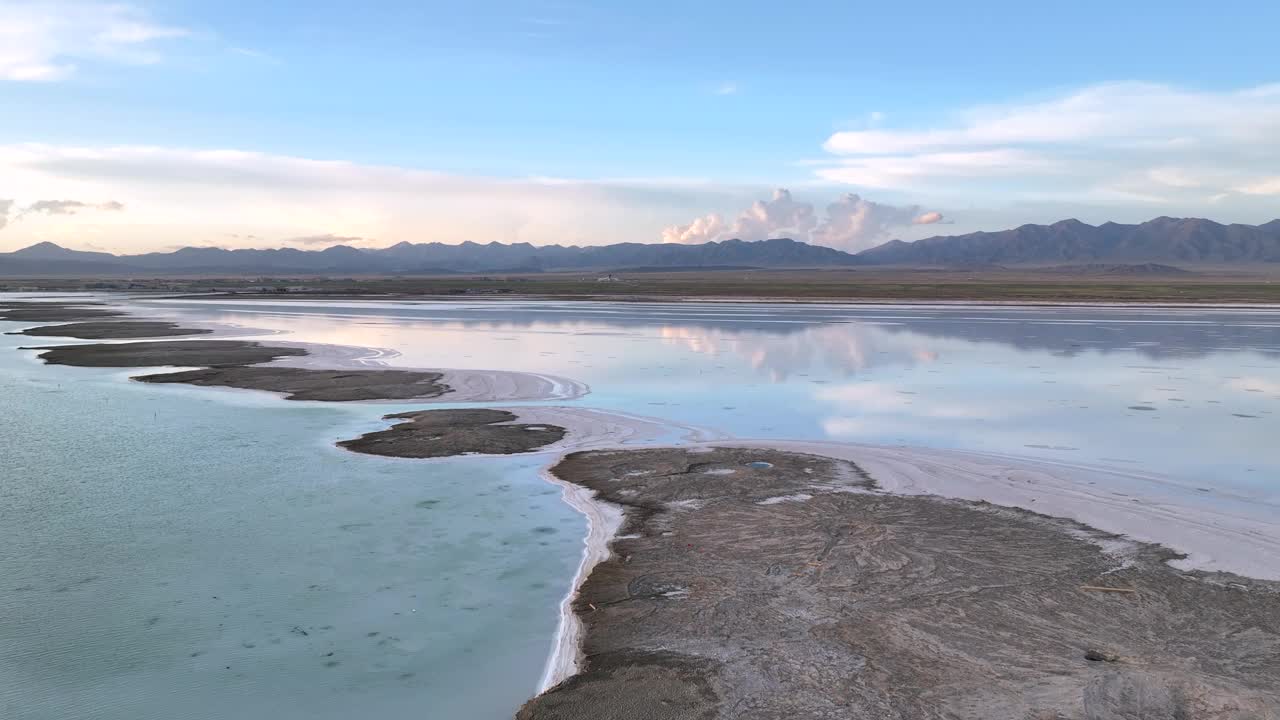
0 318 580 720
3 298 1279 719
146 299 1280 496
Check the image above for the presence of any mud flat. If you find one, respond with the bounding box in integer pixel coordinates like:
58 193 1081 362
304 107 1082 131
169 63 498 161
12 321 213 339
0 301 125 322
22 331 585 404
336 405 720 460
520 446 1280 720
339 408 568 458
739 441 1280 582
137 366 450 402
30 339 308 368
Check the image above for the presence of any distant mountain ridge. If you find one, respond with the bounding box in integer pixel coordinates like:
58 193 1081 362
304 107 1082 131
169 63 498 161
2 216 1279 276
857 217 1280 265
0 238 861 276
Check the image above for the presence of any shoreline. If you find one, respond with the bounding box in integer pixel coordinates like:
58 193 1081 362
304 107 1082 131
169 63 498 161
536 465 625 693
144 292 1280 309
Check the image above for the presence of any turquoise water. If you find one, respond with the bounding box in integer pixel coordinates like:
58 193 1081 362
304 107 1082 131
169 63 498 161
0 322 581 720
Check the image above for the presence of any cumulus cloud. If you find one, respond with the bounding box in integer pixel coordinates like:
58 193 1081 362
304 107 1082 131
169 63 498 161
815 82 1280 210
663 189 943 252
736 188 817 241
811 194 945 251
662 212 727 244
663 189 817 245
0 2 188 82
0 198 12 229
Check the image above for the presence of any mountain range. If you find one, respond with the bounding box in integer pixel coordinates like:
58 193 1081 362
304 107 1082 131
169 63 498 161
2 216 1278 276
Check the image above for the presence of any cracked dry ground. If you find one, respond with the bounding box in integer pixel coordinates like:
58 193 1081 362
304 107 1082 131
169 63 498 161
519 447 1280 720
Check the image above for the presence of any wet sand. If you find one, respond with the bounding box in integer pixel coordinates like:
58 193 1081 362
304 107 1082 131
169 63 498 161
520 446 1280 719
339 409 567 458
12 321 213 339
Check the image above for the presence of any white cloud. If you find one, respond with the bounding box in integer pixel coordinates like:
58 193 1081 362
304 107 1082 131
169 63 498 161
0 142 756 252
811 194 944 251
1146 167 1201 189
1236 177 1280 196
824 83 1280 155
0 1 188 82
0 198 12 229
817 149 1050 189
661 212 727 244
663 189 945 251
663 188 816 244
715 82 738 95
815 82 1280 212
17 198 124 216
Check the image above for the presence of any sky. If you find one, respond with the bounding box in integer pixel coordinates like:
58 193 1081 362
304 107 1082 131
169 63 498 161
1 0 1279 254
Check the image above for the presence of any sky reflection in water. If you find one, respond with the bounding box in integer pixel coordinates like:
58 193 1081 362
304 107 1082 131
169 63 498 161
144 300 1280 499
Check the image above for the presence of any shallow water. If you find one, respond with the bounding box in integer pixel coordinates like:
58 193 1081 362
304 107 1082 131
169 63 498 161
4 297 1280 719
143 298 1280 499
0 323 580 720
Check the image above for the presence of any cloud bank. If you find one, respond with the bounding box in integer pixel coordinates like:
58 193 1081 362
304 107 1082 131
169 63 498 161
0 142 752 252
663 189 944 252
0 1 188 81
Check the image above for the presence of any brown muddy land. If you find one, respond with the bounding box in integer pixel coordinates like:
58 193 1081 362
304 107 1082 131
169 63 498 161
59 265 1280 303
0 301 126 322
30 339 309 368
12 320 213 339
24 337 451 402
137 366 451 402
339 408 567 458
520 447 1280 720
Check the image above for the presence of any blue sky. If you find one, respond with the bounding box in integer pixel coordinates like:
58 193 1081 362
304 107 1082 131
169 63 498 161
2 0 1279 253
